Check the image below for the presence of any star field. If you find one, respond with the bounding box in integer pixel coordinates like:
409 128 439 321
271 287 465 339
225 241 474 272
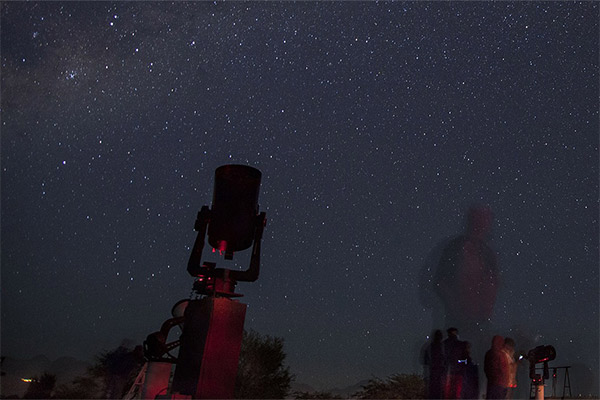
1 1 598 394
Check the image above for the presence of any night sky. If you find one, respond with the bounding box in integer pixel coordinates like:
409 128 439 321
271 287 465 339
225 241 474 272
1 1 598 394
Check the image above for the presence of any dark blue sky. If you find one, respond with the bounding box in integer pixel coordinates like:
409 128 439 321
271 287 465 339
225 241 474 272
2 1 598 394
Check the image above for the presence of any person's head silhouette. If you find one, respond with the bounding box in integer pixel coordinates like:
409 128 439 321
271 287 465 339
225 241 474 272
466 205 494 240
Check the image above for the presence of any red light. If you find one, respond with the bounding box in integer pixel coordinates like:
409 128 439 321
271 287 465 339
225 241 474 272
211 241 228 255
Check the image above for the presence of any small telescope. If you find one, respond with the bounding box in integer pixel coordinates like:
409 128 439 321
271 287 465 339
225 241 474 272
528 345 556 380
528 345 556 365
527 345 556 400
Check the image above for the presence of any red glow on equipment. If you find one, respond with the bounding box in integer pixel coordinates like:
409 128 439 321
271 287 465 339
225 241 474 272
216 240 227 253
171 297 246 398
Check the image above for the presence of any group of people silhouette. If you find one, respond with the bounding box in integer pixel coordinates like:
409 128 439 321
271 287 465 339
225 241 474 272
418 204 514 399
423 327 518 399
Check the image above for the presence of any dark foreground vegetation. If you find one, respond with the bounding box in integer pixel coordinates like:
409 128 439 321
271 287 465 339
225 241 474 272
0 330 428 399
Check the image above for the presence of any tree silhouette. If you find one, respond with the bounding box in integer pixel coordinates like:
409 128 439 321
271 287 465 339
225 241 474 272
22 372 57 399
52 342 142 399
53 376 103 399
235 330 293 399
293 390 344 399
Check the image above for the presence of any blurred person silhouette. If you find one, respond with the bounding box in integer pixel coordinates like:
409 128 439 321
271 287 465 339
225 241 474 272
506 324 536 399
434 205 499 330
432 204 500 387
418 204 501 398
423 329 446 399
484 335 509 399
503 338 517 399
443 327 468 399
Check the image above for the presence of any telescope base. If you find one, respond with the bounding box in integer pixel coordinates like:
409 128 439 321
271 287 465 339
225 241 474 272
171 297 246 399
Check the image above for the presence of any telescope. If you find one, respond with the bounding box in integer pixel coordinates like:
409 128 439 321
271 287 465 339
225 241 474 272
527 345 556 380
174 164 266 398
527 345 556 400
140 165 267 399
527 345 556 365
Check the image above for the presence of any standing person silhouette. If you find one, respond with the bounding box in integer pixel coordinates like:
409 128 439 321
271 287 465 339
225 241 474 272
435 205 499 329
423 329 446 399
462 341 480 399
503 337 518 399
443 328 467 399
484 335 509 399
